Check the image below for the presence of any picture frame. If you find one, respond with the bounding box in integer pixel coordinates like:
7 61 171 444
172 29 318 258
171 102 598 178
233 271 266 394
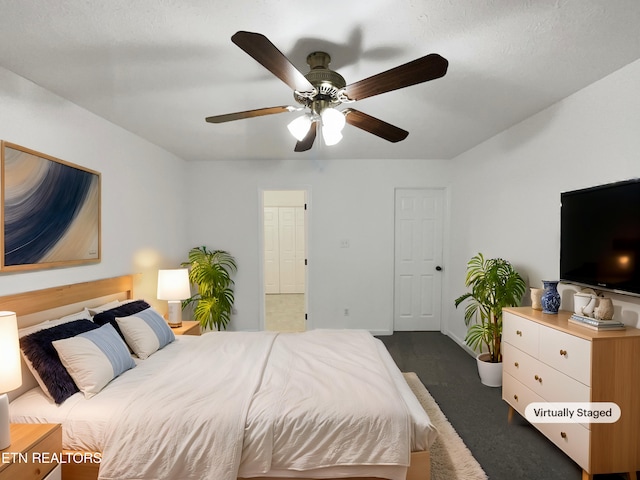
1 141 101 271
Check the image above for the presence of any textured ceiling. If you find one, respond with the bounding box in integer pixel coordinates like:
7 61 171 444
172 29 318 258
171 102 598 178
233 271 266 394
1 0 639 162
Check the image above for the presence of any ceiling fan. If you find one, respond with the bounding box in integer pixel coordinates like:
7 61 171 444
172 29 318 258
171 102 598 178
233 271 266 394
205 31 448 152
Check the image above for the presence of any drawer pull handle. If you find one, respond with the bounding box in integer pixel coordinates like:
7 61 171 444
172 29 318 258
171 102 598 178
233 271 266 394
516 330 522 336
560 349 567 356
534 375 542 383
560 431 567 439
513 394 518 401
514 362 519 368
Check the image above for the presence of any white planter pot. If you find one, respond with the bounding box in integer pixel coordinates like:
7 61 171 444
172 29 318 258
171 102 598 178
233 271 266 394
476 353 502 387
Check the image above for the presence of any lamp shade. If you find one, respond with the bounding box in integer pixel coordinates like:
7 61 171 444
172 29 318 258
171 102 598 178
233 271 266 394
321 125 343 146
157 269 191 301
287 114 312 141
0 311 22 394
321 107 346 131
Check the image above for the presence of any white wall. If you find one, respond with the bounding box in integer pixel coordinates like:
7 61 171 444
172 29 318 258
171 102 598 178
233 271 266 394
446 59 640 347
0 67 188 311
186 158 451 333
4 54 640 340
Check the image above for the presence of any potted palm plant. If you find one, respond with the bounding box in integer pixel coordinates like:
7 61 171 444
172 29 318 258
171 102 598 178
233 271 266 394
454 252 526 386
181 246 237 331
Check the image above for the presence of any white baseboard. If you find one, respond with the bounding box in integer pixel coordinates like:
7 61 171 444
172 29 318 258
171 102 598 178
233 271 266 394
443 330 477 357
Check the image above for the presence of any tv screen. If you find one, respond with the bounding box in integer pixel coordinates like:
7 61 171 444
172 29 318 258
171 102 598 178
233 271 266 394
560 179 640 297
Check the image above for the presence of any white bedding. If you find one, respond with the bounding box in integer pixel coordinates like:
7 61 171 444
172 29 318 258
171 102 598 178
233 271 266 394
11 330 437 480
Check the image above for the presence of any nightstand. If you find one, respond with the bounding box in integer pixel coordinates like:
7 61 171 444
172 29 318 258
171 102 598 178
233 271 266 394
169 320 201 336
0 424 62 480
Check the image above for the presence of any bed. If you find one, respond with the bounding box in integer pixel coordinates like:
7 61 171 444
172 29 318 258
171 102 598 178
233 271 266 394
4 275 436 480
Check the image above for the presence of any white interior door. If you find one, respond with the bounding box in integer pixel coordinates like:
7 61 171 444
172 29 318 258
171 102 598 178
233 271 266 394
279 207 297 293
264 207 280 294
394 188 444 331
294 207 305 293
277 207 306 293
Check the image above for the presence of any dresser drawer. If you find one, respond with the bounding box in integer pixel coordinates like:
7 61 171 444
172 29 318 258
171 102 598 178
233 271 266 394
503 341 536 385
537 421 590 471
504 372 591 470
502 372 544 418
503 343 590 403
503 311 539 357
539 325 591 386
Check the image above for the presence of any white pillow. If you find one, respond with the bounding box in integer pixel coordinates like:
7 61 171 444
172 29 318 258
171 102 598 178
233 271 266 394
52 323 136 398
18 308 92 338
88 300 121 316
116 308 175 359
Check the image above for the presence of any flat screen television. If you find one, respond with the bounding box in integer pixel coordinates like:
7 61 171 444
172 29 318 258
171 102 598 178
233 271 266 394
560 179 640 297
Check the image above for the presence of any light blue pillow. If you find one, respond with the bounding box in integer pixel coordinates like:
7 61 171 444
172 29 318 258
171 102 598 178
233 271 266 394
52 323 136 398
116 308 175 359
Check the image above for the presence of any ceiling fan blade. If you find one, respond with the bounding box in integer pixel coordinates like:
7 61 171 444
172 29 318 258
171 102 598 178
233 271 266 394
294 121 317 152
344 109 409 143
205 106 297 123
232 31 315 93
344 54 448 101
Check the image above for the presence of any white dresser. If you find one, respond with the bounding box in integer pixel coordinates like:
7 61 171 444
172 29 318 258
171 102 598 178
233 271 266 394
502 307 640 480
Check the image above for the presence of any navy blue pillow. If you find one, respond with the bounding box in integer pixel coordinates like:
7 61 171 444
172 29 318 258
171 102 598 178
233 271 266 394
93 300 150 339
20 319 98 404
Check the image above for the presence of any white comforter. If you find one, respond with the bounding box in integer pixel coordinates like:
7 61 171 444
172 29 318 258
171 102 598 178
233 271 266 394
240 330 413 477
98 331 278 480
12 329 435 480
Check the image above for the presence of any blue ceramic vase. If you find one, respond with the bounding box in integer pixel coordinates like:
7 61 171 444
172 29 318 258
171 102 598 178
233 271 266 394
541 280 561 314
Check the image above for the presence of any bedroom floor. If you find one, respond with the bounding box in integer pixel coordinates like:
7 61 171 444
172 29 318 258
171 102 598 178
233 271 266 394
378 332 635 480
265 294 305 332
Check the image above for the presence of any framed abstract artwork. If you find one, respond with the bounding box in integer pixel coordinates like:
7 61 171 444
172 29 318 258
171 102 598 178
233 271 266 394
1 141 101 271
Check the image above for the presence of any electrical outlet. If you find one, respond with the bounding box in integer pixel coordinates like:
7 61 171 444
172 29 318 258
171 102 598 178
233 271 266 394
344 308 349 316
340 239 350 248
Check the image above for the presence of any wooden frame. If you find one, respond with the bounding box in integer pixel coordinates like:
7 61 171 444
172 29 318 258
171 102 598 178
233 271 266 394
1 141 101 271
2 276 430 480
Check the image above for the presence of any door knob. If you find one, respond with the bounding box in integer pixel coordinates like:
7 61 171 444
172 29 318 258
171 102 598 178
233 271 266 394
435 266 443 271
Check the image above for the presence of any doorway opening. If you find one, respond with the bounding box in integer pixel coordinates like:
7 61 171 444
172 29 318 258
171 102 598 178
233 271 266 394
262 189 308 332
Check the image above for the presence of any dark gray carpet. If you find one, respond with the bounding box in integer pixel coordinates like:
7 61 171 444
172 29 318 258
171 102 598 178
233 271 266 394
378 331 635 480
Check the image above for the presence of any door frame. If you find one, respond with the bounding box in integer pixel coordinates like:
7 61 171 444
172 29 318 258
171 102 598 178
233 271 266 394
258 186 311 331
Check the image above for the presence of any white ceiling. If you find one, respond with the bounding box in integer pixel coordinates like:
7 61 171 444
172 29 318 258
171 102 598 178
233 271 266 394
1 0 639 162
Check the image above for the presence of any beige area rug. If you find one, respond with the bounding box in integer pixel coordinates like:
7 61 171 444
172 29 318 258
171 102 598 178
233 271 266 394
403 372 488 480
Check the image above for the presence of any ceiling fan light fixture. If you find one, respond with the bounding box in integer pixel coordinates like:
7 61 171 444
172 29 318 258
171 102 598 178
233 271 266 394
208 32 449 152
321 125 343 146
320 107 346 132
287 114 312 141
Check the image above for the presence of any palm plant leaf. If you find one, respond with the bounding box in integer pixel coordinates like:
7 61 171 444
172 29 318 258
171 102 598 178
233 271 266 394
455 252 526 362
181 246 237 330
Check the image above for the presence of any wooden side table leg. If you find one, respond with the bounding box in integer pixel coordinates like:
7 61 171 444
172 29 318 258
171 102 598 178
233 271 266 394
581 470 592 480
625 472 637 480
507 405 515 423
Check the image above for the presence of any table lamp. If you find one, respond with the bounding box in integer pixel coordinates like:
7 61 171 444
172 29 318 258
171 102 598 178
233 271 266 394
157 268 191 327
0 311 22 450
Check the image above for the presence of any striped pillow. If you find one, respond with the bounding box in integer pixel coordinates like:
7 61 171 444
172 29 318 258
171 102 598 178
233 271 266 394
20 319 98 404
116 308 175 359
52 323 136 398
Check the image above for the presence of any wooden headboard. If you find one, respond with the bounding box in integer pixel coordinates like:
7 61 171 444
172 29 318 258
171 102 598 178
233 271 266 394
1 275 135 327
0 275 136 401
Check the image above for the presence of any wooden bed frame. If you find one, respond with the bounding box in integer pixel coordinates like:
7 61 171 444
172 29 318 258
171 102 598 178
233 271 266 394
2 275 430 480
